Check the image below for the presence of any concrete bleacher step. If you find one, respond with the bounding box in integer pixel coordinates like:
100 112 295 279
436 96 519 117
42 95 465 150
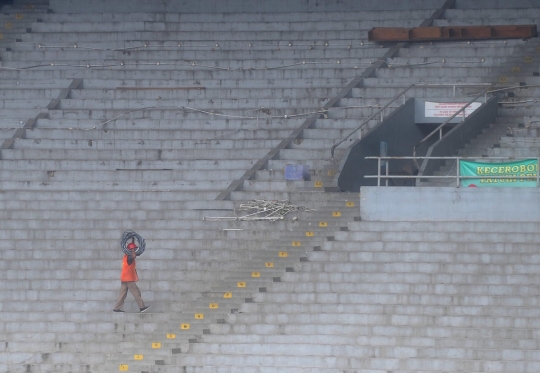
65 87 342 100
10 39 381 52
378 67 536 81
0 98 50 108
352 86 481 98
0 179 231 191
27 19 424 34
3 52 385 66
0 64 364 78
444 7 540 18
18 32 369 47
2 148 272 161
12 138 282 150
332 230 540 243
4 46 388 61
37 9 434 22
0 169 245 182
35 116 304 127
488 147 540 157
79 77 350 89
388 56 537 68
0 88 61 98
53 98 332 111
397 41 539 57
434 17 540 26
24 127 340 142
0 159 260 171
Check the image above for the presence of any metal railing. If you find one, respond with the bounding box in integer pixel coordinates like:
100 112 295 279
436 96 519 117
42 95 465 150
365 156 540 187
412 85 493 171
330 82 491 159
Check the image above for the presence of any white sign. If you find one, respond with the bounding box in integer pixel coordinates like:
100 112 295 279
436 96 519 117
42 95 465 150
425 101 481 118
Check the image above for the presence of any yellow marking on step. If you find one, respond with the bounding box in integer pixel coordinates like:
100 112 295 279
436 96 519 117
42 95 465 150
5 23 12 29
251 272 260 278
305 231 314 237
314 181 323 187
134 355 143 360
209 303 219 309
181 323 191 329
327 169 336 176
524 56 533 63
278 251 288 258
167 334 176 339
195 313 204 319
237 281 246 288
152 342 161 349
119 364 128 371
332 211 341 217
15 14 23 19
223 292 232 298
265 262 274 268
0 34 3 40
346 201 355 207
319 221 328 227
292 241 301 246
499 76 508 83
512 66 521 73
25 5 34 9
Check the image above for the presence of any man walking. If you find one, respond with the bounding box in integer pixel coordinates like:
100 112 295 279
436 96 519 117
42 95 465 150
113 239 151 313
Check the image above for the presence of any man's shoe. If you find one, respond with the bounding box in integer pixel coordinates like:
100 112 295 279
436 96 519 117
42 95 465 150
113 309 125 313
140 305 151 313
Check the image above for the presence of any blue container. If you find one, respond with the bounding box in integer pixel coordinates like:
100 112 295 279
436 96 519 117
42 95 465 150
284 165 310 180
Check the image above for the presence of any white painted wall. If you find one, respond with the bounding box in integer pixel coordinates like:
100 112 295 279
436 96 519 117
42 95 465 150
360 187 540 221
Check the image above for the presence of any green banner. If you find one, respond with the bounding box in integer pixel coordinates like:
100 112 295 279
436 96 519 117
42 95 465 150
459 159 538 187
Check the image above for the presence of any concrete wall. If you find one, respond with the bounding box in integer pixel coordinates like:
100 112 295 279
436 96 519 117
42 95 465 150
49 0 445 13
360 186 540 221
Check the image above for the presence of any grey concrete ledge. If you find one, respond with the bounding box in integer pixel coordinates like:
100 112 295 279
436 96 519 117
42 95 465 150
361 187 540 222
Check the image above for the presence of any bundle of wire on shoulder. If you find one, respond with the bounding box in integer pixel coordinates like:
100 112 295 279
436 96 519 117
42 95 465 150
121 230 146 256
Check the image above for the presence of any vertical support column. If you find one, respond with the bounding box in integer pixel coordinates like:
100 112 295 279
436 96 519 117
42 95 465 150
456 158 461 188
385 159 389 187
536 158 540 188
377 158 381 187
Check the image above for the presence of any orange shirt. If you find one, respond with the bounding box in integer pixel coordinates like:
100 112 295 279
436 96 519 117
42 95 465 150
120 254 139 282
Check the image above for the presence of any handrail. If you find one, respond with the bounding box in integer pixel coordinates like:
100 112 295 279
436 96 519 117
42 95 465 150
330 83 415 159
330 82 492 159
412 85 493 170
365 156 540 187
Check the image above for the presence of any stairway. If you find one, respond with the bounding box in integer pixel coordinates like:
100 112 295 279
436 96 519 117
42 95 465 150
172 220 540 373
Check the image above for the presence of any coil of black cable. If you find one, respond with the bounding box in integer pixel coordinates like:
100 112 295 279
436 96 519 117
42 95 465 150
121 230 146 256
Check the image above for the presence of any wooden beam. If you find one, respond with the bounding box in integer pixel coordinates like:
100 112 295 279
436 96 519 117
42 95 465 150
368 24 537 42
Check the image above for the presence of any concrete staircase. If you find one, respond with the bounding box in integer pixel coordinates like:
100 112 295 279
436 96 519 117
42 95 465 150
1 0 540 372
395 9 540 186
0 1 421 372
179 220 540 373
